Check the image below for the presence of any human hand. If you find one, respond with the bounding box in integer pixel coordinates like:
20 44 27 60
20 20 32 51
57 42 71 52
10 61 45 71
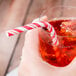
18 16 76 76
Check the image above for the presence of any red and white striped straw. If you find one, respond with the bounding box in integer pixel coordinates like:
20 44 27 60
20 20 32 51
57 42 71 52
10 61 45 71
6 21 59 46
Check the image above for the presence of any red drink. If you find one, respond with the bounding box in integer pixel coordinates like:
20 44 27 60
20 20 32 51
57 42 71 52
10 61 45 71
39 18 76 67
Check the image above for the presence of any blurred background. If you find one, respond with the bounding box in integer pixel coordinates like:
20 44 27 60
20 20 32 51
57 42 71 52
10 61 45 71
0 0 76 76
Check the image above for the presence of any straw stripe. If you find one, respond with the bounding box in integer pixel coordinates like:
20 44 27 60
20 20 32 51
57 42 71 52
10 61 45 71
14 29 24 33
23 25 33 30
32 23 41 27
6 21 59 46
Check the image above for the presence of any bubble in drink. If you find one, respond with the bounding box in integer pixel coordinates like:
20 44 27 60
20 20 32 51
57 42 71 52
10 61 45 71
39 18 76 67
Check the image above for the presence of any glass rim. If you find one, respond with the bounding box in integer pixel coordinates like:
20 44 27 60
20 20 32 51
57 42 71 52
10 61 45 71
39 6 76 18
47 6 76 9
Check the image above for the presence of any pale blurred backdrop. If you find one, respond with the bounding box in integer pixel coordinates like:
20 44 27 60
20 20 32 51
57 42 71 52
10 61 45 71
0 0 76 76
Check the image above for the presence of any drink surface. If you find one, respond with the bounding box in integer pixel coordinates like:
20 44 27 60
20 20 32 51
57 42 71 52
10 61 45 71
39 18 76 67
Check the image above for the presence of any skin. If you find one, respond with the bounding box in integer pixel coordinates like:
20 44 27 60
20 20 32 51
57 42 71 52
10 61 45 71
18 16 76 76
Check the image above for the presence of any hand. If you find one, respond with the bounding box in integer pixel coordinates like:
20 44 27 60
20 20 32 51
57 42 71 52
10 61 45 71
18 16 76 76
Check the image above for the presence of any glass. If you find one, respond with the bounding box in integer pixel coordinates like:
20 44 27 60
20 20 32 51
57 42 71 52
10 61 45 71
39 6 76 67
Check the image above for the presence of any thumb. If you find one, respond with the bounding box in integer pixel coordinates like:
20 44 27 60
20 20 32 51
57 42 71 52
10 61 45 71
18 28 41 76
21 28 42 62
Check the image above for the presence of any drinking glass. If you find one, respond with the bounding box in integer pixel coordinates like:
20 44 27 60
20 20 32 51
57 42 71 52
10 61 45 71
39 6 76 67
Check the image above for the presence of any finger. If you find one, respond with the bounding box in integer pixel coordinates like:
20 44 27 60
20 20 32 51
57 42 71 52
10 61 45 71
21 28 41 62
18 28 40 76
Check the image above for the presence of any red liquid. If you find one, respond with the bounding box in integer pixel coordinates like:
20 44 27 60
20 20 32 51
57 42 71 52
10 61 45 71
39 19 76 67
